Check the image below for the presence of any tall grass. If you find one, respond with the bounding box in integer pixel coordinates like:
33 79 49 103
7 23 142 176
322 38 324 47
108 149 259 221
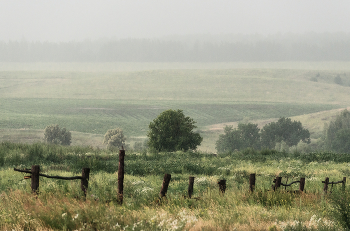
1 142 350 230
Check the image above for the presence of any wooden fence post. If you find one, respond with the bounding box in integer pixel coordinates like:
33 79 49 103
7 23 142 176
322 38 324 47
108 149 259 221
160 174 171 198
273 176 282 191
323 177 329 193
299 177 305 192
218 180 226 194
31 165 40 194
118 149 125 205
81 168 90 196
249 174 256 192
188 176 195 198
343 177 346 190
274 177 282 191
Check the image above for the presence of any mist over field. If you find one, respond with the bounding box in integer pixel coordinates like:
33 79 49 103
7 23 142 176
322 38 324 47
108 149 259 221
1 1 350 62
2 33 350 62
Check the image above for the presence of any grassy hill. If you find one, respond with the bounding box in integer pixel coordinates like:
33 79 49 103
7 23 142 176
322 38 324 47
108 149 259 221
1 62 350 151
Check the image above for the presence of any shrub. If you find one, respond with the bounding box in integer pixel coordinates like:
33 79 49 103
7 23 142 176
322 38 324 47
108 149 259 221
43 124 71 145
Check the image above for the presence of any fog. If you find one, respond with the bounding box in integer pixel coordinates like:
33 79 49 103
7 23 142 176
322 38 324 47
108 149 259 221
1 0 350 42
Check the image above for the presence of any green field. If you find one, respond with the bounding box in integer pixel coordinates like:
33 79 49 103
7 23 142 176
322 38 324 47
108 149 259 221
1 62 350 151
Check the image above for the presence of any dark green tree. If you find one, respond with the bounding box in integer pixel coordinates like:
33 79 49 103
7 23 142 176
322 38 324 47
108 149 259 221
324 109 350 153
147 109 202 152
215 123 261 153
260 117 310 149
44 124 71 145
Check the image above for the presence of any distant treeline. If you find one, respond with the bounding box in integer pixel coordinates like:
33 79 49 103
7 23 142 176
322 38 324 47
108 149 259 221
1 33 350 62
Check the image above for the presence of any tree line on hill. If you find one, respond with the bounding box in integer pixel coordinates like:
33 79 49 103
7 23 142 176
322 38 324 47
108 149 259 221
43 109 350 154
2 33 350 62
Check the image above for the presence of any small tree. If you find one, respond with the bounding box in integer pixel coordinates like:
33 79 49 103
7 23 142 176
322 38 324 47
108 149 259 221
147 109 202 152
260 117 310 149
44 124 71 145
216 123 261 153
103 128 126 150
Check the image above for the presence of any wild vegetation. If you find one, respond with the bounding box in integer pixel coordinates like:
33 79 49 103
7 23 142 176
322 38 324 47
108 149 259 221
1 142 350 230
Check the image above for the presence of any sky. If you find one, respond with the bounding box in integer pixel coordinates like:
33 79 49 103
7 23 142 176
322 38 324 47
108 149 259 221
1 0 350 42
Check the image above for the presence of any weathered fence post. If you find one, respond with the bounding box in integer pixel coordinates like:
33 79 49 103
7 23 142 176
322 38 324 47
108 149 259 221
188 176 195 198
118 149 125 205
323 177 329 193
218 180 226 194
81 168 90 196
249 174 256 192
274 177 282 191
160 174 171 198
299 177 305 192
343 177 346 190
31 165 40 194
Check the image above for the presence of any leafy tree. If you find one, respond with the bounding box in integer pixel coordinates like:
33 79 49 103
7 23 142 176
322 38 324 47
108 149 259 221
44 124 71 145
147 109 202 152
324 109 350 153
260 117 310 149
103 128 126 150
216 123 261 153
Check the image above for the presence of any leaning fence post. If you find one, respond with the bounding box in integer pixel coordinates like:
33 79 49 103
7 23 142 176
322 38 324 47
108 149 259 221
160 174 171 198
218 180 226 194
81 168 90 196
343 177 346 190
249 174 256 192
323 177 329 193
299 177 305 192
31 165 40 194
118 149 125 205
188 176 195 198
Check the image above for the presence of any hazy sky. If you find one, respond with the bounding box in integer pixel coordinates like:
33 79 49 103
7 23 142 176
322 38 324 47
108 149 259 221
1 0 350 42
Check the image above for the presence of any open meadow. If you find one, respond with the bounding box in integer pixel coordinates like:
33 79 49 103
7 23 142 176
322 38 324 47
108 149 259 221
1 62 350 230
1 62 350 151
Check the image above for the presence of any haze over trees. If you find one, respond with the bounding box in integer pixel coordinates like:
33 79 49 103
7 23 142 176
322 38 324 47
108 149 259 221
1 33 350 62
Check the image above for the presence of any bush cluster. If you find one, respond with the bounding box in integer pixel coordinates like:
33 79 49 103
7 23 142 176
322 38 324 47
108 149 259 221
216 117 310 153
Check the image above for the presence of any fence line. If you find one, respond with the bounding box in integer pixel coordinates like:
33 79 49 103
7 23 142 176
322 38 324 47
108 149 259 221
11 149 348 203
14 165 89 196
322 177 346 193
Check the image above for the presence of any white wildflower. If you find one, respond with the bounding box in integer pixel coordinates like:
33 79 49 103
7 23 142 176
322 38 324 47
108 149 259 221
132 180 144 185
72 213 79 220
